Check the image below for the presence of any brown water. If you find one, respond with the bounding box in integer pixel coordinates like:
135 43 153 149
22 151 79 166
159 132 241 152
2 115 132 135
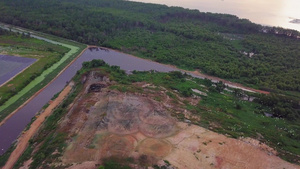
0 48 177 155
132 0 300 31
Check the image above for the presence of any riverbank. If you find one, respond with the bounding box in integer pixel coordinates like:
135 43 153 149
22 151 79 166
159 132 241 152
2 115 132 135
2 83 73 169
97 46 270 94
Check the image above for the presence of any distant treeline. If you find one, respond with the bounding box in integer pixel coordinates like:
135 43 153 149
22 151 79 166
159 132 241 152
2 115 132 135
0 0 299 93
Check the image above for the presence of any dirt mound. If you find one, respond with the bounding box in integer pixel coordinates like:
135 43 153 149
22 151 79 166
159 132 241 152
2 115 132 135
106 97 142 135
96 93 177 137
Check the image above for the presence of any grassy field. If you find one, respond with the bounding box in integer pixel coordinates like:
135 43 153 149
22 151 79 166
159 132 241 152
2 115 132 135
0 28 86 122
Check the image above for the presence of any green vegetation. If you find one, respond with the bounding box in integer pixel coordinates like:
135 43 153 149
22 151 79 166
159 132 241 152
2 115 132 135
0 27 86 122
254 94 300 121
0 0 299 95
98 160 131 169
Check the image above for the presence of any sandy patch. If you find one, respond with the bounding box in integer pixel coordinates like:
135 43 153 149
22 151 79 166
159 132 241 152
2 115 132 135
164 122 299 169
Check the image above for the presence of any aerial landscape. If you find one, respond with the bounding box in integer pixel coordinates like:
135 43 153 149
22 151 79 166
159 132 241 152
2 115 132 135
0 0 299 168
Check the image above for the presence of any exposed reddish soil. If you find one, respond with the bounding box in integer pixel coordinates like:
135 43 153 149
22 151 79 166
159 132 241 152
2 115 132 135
45 71 298 169
164 122 299 169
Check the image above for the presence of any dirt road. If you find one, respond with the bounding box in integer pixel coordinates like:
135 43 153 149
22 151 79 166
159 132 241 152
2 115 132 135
2 84 72 169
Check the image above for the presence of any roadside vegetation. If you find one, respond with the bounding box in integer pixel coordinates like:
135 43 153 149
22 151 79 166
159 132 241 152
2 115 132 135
4 60 298 169
0 0 299 95
0 27 86 122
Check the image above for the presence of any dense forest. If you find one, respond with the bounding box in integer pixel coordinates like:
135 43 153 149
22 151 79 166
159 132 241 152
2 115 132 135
0 0 299 93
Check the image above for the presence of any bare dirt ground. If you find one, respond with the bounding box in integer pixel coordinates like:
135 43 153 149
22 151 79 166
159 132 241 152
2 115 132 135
164 122 299 169
2 83 72 169
42 71 298 169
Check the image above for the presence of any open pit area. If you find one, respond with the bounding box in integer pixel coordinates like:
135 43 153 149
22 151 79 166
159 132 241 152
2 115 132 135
41 71 299 169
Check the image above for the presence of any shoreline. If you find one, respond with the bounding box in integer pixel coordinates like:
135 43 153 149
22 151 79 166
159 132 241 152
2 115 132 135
97 46 270 94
